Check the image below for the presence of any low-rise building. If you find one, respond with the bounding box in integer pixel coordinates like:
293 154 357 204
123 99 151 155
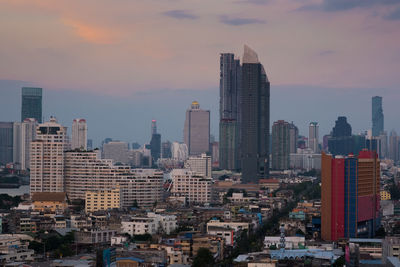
381 190 391 201
121 213 177 236
31 192 68 213
383 236 400 262
85 188 120 213
75 229 117 245
259 179 280 192
264 236 305 249
0 234 34 263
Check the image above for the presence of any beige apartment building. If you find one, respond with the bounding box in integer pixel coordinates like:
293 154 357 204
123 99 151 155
30 117 68 193
85 188 121 213
65 151 163 208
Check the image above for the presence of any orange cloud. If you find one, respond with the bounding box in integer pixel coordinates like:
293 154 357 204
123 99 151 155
62 19 119 45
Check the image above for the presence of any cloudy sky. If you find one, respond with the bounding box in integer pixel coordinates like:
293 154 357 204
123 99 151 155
0 0 399 146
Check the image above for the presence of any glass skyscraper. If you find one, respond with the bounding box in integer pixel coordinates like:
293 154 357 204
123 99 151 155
272 120 290 170
240 45 270 183
219 53 241 170
0 122 13 165
21 87 42 123
372 96 383 137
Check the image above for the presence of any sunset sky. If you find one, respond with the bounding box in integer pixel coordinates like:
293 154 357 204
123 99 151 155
1 0 399 145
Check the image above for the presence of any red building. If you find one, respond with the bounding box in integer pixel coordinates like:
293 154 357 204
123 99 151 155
321 150 380 241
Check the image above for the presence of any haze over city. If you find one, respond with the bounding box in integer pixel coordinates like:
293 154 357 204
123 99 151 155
1 0 400 146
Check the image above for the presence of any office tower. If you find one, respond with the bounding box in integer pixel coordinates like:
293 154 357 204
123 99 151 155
309 122 319 153
65 150 163 208
289 122 298 154
240 45 270 183
170 169 212 203
184 153 212 178
161 141 172 159
183 101 210 155
378 132 388 159
103 141 129 164
71 118 87 150
389 130 399 163
328 116 353 156
352 134 366 156
290 149 321 171
219 53 241 171
321 150 380 241
271 120 290 170
372 96 384 137
0 122 14 166
171 142 189 161
131 142 141 149
323 135 330 152
30 117 68 193
211 141 219 166
13 118 37 170
150 120 161 164
87 139 93 150
21 87 42 123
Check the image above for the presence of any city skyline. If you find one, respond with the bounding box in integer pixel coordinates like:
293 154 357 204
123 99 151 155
1 1 400 145
1 81 399 147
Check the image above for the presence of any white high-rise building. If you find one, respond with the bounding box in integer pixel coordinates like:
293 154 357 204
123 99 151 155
171 142 189 161
170 169 212 204
309 122 319 153
71 118 87 150
184 153 212 178
13 118 37 170
30 117 67 193
65 150 163 208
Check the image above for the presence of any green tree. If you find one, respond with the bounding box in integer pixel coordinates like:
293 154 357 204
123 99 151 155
192 248 215 267
333 255 345 267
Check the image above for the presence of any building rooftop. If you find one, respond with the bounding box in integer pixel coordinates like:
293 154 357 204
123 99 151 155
31 192 67 202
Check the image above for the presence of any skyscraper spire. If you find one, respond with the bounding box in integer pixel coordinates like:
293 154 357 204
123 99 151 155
243 45 259 64
151 119 157 135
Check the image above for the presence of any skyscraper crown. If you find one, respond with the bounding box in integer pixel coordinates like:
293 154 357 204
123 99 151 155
243 45 259 64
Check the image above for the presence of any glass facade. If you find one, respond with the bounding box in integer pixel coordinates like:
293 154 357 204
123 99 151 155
21 87 42 123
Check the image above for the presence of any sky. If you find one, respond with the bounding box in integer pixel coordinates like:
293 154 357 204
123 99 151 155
0 0 400 147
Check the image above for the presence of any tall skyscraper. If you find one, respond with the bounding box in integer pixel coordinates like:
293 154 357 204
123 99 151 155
183 101 210 156
150 120 161 164
272 120 290 170
372 96 384 137
30 117 68 193
321 150 380 241
289 122 298 154
21 87 42 123
328 116 353 156
13 118 37 170
309 122 319 153
219 53 241 170
389 130 399 163
71 118 87 150
0 122 14 166
240 45 270 183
